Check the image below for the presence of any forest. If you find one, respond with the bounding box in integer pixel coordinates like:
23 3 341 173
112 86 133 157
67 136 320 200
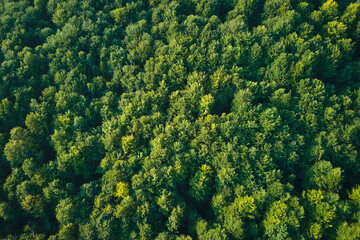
0 0 360 239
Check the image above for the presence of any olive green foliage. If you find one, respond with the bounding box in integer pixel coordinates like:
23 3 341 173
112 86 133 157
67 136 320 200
0 0 360 239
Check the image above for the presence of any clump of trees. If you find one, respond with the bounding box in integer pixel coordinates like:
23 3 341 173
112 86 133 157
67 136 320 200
1 0 360 239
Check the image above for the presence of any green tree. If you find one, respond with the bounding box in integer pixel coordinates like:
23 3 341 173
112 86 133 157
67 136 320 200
56 198 76 226
307 161 342 193
190 164 214 202
4 127 38 168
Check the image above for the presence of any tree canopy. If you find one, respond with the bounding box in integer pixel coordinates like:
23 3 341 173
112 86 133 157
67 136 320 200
1 0 360 239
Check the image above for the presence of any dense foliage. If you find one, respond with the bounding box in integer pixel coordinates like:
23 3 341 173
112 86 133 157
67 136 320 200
1 0 360 239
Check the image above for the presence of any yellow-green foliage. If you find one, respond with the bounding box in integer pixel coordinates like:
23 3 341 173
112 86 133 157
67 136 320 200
115 182 130 199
